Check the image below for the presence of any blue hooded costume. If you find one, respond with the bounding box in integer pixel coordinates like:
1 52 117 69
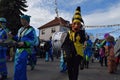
0 17 8 79
13 15 37 80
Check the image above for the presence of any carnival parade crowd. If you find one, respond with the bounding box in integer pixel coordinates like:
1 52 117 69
0 6 120 80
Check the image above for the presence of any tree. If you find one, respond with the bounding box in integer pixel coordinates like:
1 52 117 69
0 0 28 35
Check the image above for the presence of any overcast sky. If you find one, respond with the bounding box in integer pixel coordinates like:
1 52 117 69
24 0 120 38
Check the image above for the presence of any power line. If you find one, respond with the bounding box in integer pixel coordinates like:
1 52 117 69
96 28 120 37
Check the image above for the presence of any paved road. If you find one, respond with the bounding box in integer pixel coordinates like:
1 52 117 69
7 58 120 80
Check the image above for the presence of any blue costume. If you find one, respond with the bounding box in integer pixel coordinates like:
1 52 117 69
13 15 36 80
45 38 54 62
59 49 67 72
28 34 39 70
84 39 93 59
84 39 93 68
0 17 8 79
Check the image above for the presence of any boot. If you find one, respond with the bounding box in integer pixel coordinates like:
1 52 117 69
80 62 84 70
31 64 35 70
86 61 89 68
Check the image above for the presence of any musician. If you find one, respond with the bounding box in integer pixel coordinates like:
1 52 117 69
45 36 54 62
0 17 8 80
61 6 86 80
11 15 37 80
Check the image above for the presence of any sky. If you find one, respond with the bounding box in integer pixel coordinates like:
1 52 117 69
24 0 120 39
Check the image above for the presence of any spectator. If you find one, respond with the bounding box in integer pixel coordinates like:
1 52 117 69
0 17 8 80
104 34 116 73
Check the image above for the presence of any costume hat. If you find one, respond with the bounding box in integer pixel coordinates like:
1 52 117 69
72 6 84 24
104 33 110 39
0 17 7 23
21 15 31 23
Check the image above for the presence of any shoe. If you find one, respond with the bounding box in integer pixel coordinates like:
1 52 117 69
80 65 84 70
80 63 84 70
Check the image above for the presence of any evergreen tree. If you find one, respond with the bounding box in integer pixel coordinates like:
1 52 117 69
0 0 28 35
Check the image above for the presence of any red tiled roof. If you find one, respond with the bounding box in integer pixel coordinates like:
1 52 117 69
38 17 70 29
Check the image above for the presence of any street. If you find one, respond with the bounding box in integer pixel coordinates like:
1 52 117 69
7 58 120 80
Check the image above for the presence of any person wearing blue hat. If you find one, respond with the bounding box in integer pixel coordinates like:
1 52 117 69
0 17 7 23
12 15 38 80
0 17 8 80
20 15 39 70
20 15 31 24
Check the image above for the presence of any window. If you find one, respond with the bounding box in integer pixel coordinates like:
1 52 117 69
51 27 56 33
41 29 45 35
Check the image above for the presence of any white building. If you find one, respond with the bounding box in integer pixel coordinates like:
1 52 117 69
38 17 70 41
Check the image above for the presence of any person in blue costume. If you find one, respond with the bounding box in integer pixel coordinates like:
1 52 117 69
83 34 93 68
59 49 67 72
45 36 54 62
0 17 8 80
28 35 39 70
10 15 36 80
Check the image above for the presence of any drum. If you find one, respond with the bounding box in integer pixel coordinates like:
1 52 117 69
51 32 67 56
52 31 67 49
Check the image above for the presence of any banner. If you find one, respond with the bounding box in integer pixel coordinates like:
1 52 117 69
85 24 120 28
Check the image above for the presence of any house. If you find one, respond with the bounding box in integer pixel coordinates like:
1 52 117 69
38 17 70 41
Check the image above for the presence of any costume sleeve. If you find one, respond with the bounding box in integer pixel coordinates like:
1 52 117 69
61 32 76 57
16 27 35 47
23 29 35 47
2 30 7 41
99 40 106 48
106 42 110 46
79 29 86 44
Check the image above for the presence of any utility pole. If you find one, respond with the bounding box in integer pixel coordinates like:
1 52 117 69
55 0 59 18
54 0 62 25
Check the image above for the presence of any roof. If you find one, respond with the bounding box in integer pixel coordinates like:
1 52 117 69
38 17 70 29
